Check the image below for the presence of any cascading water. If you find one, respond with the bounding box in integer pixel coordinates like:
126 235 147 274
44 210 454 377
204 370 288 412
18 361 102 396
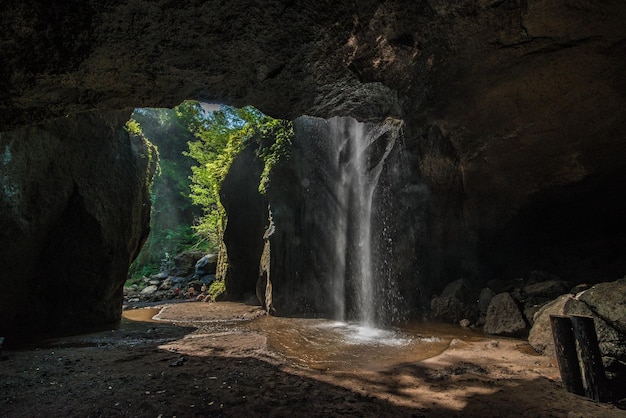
326 117 403 327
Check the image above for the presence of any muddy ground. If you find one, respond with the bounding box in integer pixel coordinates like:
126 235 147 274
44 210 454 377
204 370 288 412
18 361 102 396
1 302 625 417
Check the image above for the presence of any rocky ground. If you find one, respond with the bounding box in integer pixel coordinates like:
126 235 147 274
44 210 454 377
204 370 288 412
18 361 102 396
1 302 625 417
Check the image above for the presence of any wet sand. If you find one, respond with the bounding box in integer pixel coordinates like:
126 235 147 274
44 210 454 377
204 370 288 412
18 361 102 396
1 301 624 417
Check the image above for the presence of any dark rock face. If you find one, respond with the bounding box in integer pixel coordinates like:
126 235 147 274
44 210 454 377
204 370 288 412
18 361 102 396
1 1 626 329
220 143 268 301
0 111 155 335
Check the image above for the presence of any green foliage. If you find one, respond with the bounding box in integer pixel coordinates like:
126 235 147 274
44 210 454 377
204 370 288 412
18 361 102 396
185 104 292 243
125 101 293 294
257 119 293 194
208 279 226 301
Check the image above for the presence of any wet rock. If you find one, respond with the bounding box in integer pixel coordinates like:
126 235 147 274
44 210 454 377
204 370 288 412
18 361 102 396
195 254 218 276
198 275 216 285
220 142 268 300
484 292 527 337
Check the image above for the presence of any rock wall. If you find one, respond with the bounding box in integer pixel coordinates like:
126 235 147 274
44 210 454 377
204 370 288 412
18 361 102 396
0 111 155 335
220 142 268 300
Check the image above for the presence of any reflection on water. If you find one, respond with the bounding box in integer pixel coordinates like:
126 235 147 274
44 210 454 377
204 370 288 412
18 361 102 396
247 316 483 371
122 307 162 323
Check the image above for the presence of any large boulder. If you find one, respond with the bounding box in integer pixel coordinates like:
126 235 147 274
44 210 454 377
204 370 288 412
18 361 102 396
173 251 206 277
195 254 218 276
529 278 626 390
483 292 527 337
0 111 156 335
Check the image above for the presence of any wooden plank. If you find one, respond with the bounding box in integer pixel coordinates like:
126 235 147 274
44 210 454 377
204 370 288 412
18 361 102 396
550 314 584 396
570 315 609 402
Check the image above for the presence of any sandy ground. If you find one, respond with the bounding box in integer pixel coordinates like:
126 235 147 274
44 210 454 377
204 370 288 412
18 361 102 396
1 301 625 418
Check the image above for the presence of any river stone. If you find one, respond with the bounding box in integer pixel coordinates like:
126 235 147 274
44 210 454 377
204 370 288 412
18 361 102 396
140 285 158 295
484 292 527 337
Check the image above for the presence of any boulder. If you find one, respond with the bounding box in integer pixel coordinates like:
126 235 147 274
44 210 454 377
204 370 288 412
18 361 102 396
578 278 626 334
484 292 527 337
173 251 206 277
478 288 496 316
195 254 218 276
529 279 626 391
523 279 571 300
140 285 158 295
431 279 479 324
520 279 571 325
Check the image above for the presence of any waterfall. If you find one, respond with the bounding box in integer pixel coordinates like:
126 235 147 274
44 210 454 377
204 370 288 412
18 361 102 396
327 117 402 327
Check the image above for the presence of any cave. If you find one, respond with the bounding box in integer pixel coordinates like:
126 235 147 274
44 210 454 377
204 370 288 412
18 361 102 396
1 1 625 337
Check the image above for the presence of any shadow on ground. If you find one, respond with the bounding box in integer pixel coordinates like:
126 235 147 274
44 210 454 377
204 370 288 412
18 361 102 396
1 313 623 417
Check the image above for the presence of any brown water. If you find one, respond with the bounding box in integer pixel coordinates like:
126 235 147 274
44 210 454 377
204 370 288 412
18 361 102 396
247 316 485 371
123 305 489 372
122 307 162 323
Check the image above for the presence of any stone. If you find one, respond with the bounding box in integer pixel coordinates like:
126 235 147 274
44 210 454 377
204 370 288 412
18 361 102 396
523 280 571 299
195 254 218 276
152 271 169 280
158 278 174 291
140 285 158 295
478 288 496 316
529 280 626 390
173 251 206 278
484 292 527 337
459 319 470 328
577 278 626 334
431 279 480 324
528 294 590 357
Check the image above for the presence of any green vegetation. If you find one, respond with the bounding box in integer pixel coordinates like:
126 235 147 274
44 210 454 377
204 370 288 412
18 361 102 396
126 104 204 284
185 104 293 244
126 101 293 293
